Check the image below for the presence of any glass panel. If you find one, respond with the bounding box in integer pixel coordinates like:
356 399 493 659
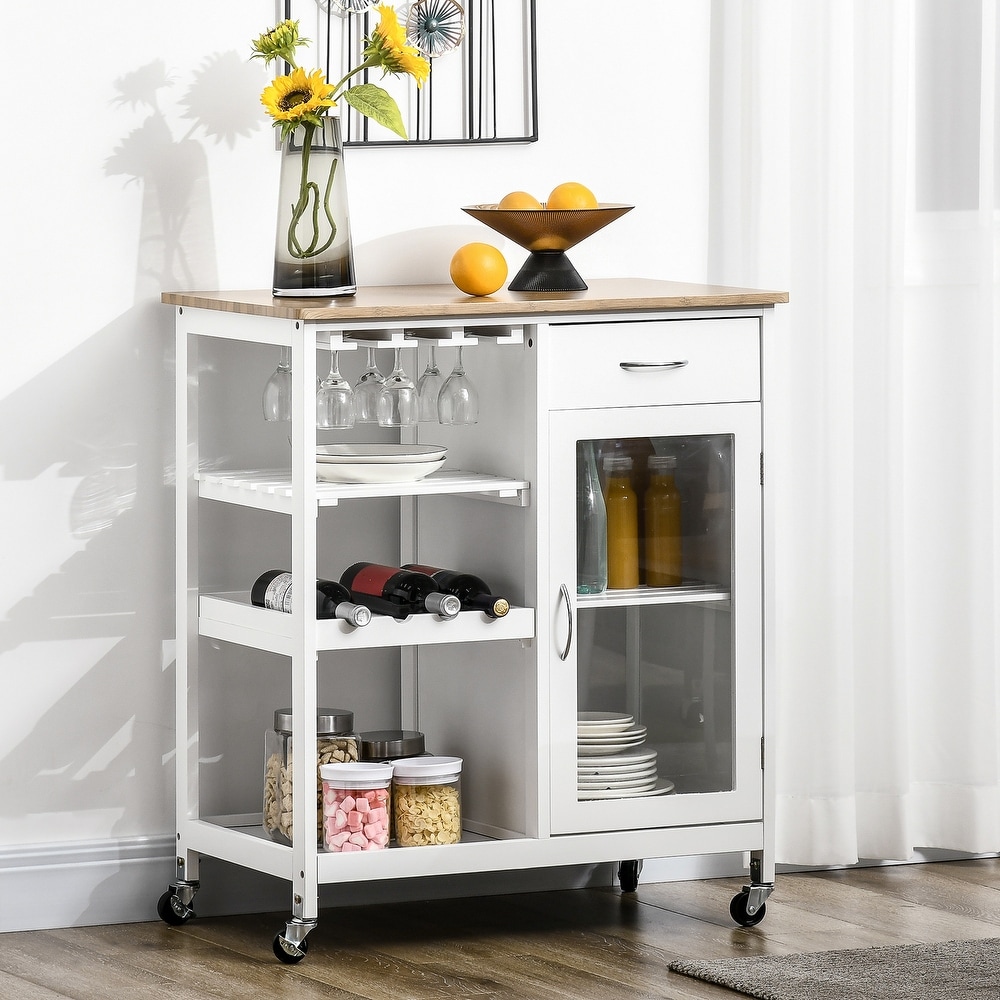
575 435 735 799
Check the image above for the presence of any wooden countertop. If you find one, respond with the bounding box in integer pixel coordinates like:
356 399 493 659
162 279 788 323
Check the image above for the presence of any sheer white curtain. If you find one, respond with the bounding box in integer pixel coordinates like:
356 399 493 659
710 0 1000 865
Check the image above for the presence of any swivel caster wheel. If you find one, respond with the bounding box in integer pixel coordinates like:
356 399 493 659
730 889 767 927
273 933 309 964
617 859 643 893
156 889 194 926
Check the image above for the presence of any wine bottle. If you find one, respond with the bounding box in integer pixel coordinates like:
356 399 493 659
250 570 372 627
401 564 510 619
339 563 462 620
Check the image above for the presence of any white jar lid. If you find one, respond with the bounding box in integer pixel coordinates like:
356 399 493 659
320 761 392 786
390 755 462 781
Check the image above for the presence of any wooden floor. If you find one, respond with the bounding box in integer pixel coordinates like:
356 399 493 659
2 859 999 998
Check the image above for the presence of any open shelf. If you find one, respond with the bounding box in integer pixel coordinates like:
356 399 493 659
199 592 535 654
196 468 531 512
182 815 764 886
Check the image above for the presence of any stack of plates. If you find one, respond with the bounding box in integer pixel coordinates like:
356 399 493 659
316 444 447 484
577 712 674 799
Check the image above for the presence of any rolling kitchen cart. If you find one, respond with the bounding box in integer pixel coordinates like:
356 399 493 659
160 279 787 962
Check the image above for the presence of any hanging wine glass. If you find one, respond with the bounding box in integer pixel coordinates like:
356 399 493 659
353 347 385 424
416 345 444 422
377 348 419 427
437 346 479 425
262 347 292 422
316 350 355 429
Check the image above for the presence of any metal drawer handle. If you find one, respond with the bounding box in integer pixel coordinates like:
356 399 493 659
557 583 573 661
619 360 689 372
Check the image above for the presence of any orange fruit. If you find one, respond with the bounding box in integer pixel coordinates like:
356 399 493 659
498 190 543 210
450 242 508 296
546 181 599 210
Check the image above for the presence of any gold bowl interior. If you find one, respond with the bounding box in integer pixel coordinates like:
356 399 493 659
461 204 634 253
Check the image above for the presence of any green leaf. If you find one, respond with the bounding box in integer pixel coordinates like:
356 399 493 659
343 84 408 140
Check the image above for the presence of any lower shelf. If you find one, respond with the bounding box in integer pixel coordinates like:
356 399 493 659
182 816 765 885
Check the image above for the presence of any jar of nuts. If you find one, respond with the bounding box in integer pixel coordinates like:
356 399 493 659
263 708 359 845
391 756 463 847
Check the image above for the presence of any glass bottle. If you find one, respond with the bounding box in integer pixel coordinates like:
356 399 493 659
604 455 639 590
644 455 683 587
339 562 462 619
576 441 607 594
401 564 511 618
251 570 371 627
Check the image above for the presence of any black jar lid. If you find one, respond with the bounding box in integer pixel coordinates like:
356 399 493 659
359 729 425 760
273 708 354 735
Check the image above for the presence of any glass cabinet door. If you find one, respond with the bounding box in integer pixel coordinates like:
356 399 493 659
548 403 763 834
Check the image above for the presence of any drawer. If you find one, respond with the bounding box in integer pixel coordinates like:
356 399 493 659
542 317 760 409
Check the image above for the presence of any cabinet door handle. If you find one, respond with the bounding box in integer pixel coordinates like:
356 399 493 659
557 583 574 661
619 360 689 372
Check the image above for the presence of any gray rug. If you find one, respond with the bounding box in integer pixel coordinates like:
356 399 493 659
668 937 1000 999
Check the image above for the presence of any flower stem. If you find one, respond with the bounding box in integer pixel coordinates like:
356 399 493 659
286 121 339 260
329 58 378 102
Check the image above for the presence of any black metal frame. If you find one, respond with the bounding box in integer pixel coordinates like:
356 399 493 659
281 0 538 147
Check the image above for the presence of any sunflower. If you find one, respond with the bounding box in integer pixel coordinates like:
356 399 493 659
363 5 430 88
261 67 337 140
250 19 309 68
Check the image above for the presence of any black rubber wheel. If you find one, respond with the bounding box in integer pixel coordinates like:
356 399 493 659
273 933 308 964
156 890 194 926
730 890 767 927
618 859 642 893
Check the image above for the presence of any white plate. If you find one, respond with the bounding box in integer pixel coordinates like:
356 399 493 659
316 443 448 465
578 762 658 781
317 458 446 484
577 736 647 756
578 725 647 744
576 748 658 769
576 711 634 735
578 773 659 791
578 778 675 800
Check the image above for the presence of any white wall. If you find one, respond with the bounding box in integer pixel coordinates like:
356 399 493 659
0 2 719 929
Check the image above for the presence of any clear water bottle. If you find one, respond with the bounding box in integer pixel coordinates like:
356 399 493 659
576 440 608 594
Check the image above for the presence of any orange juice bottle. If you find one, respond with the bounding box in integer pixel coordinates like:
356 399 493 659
644 455 682 587
603 456 639 589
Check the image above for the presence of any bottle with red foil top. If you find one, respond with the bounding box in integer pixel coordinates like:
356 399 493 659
339 563 462 620
402 564 510 619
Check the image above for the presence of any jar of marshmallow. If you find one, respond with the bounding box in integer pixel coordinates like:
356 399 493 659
319 761 392 852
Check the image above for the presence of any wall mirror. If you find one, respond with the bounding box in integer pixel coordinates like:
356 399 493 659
278 0 538 146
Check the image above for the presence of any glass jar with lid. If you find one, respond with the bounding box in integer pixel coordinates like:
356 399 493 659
391 755 463 847
359 729 426 763
263 708 359 845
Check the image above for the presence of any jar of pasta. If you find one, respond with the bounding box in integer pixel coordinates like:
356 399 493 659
263 708 359 845
391 756 463 847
